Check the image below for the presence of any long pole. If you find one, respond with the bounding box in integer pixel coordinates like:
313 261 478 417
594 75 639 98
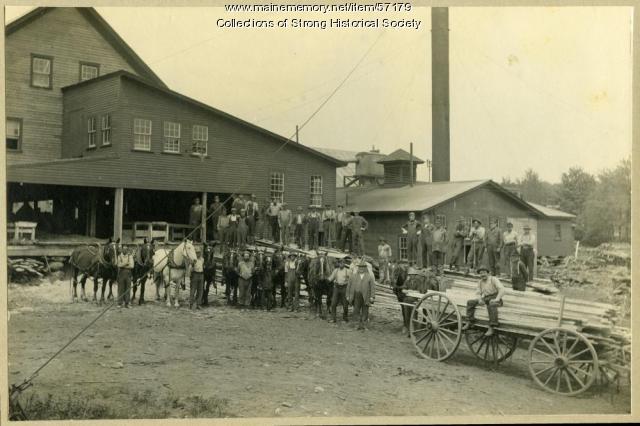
409 142 414 186
295 125 299 143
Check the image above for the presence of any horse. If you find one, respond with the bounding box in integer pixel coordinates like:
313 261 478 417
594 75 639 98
202 241 217 306
222 248 239 306
68 238 119 305
131 239 156 305
152 239 198 308
390 261 414 336
271 249 286 308
307 255 334 318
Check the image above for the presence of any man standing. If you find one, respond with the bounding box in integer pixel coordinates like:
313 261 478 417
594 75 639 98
335 205 345 249
485 219 503 276
350 210 368 256
462 265 505 337
468 219 486 272
278 202 292 246
322 204 336 248
190 248 205 310
307 206 321 250
377 237 392 284
245 194 259 244
236 209 249 247
328 258 350 323
401 212 421 265
347 261 376 330
518 224 536 282
237 251 254 311
217 207 230 249
431 219 448 273
117 245 135 308
317 206 326 247
419 215 434 268
284 253 300 311
208 196 223 242
267 198 281 243
189 197 203 241
502 222 519 277
232 195 245 215
449 217 467 270
228 208 239 248
340 210 353 252
294 206 306 248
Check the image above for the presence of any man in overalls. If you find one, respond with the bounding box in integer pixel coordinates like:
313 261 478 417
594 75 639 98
402 212 421 265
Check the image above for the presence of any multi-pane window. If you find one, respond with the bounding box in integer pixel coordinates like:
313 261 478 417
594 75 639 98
31 55 52 88
192 124 208 155
163 121 181 153
554 224 562 241
398 236 408 261
87 117 97 148
310 175 323 207
80 63 99 81
435 214 447 228
101 115 111 145
6 118 21 150
270 172 285 204
488 216 505 229
133 118 152 151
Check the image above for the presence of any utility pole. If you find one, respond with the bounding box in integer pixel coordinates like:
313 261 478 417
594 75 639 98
295 125 299 143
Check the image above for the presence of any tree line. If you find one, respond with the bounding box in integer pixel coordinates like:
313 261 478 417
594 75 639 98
501 158 631 246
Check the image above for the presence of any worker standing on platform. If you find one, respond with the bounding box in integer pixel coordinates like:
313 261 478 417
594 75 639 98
485 219 503 276
307 206 321 250
208 196 223 242
340 210 353 252
431 219 448 274
502 222 519 277
449 217 467 271
350 210 368 256
419 215 434 268
377 237 392 284
335 205 345 248
278 202 292 246
401 212 421 265
518 224 536 282
294 206 306 248
228 208 239 248
236 209 249 247
468 219 486 272
245 194 258 244
322 204 336 248
267 198 281 243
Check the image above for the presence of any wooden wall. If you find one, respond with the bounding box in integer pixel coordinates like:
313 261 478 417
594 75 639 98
537 219 575 257
5 8 140 164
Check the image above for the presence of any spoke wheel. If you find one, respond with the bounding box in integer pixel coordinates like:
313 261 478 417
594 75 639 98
410 292 462 361
528 328 598 396
465 328 518 364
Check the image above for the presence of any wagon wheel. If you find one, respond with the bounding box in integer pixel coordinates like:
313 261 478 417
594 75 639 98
465 328 518 364
410 292 462 361
528 328 598 396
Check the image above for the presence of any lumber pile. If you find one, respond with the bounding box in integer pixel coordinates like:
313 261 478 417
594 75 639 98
443 267 559 294
8 257 48 283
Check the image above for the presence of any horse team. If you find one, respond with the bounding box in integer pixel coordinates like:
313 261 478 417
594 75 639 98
68 238 342 317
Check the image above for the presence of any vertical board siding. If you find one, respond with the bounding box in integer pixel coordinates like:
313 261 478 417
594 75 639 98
6 8 140 165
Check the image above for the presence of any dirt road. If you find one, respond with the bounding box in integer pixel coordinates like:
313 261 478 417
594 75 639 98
7 280 630 420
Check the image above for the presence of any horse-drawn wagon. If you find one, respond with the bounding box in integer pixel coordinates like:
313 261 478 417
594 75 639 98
396 279 630 396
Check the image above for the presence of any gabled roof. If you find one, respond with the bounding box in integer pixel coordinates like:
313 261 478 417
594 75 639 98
527 202 576 219
340 180 541 214
5 7 166 88
312 147 359 163
377 148 424 164
62 70 347 167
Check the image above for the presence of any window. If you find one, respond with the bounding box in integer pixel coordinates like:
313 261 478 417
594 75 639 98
398 236 408 261
133 118 152 151
79 62 99 81
6 118 22 151
554 224 562 241
87 117 97 148
163 121 181 153
435 214 447 228
310 175 323 207
270 172 285 203
101 115 111 145
31 55 52 88
192 124 208 155
488 216 505 229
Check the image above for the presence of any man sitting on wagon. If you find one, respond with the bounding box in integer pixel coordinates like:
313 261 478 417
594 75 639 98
462 264 505 337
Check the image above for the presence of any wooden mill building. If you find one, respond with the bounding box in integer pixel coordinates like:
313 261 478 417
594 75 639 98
5 7 345 243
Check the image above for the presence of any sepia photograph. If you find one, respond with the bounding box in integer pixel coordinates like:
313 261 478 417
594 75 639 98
2 3 635 424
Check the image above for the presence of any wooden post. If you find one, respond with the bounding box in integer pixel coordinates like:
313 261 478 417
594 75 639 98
557 295 566 327
409 142 414 186
88 188 97 237
113 188 124 241
201 192 208 242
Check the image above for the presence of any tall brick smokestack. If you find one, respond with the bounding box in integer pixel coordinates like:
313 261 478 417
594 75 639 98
431 7 450 182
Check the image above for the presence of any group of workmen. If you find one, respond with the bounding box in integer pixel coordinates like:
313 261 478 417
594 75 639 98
386 211 536 289
189 195 369 255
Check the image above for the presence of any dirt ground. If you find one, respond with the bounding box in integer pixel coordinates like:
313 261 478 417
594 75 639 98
7 278 631 421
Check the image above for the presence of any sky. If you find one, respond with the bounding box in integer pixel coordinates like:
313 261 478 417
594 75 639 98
5 6 633 183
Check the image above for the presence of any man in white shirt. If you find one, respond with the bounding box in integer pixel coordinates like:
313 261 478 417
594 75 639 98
117 246 135 308
328 258 350 323
468 219 486 272
518 224 536 282
377 237 392 284
267 198 282 243
502 222 519 277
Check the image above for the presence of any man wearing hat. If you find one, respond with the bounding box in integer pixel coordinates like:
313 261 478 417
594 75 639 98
190 247 205 310
347 260 376 330
228 207 240 248
401 212 421 265
236 209 249 247
418 214 434 268
307 206 321 250
208 195 223 241
278 202 292 246
468 219 486 272
294 206 307 248
502 222 519 277
462 264 505 336
237 251 255 311
518 224 536 282
284 252 300 311
377 237 392 284
328 258 350 323
322 204 336 248
340 210 353 252
116 245 135 308
350 209 368 256
217 207 230 249
485 219 503 276
245 194 259 243
449 217 468 271
267 197 282 243
189 197 203 242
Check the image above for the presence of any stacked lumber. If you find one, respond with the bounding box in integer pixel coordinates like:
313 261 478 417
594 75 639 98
443 267 559 294
8 257 48 283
